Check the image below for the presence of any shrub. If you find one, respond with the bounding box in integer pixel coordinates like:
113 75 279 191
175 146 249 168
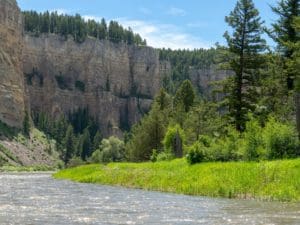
91 136 125 163
67 157 85 168
90 149 102 163
156 151 174 162
243 118 265 161
218 126 242 161
75 80 85 92
163 124 185 157
263 117 299 159
186 142 206 164
55 75 69 90
150 149 158 162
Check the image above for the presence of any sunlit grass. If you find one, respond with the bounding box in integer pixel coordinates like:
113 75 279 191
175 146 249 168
54 158 300 202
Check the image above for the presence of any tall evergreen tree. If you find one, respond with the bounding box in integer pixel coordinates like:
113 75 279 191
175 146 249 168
92 131 102 150
80 128 91 160
63 125 75 164
223 0 266 131
23 110 30 136
174 80 195 113
270 0 300 89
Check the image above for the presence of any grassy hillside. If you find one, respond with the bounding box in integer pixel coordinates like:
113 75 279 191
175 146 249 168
54 158 300 202
0 121 62 169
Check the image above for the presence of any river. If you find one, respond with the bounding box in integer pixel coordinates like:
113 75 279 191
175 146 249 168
0 173 299 225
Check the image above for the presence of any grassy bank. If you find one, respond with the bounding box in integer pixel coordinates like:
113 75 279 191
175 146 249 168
54 159 300 202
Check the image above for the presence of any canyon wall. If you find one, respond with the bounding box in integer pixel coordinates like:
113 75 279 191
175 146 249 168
22 34 167 136
0 0 228 137
0 0 25 128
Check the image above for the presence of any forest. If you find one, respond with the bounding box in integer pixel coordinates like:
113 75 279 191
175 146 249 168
23 10 147 45
21 0 300 167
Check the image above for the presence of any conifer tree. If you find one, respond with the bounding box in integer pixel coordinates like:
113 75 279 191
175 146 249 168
23 110 30 136
80 128 91 160
271 0 299 74
174 80 195 113
63 125 75 164
223 0 266 131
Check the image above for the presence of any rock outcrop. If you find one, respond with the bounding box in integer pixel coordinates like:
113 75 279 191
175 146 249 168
22 34 166 136
0 0 25 128
0 0 228 137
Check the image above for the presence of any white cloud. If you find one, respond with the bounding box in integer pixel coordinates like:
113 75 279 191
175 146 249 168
117 18 212 49
166 7 186 17
80 15 212 49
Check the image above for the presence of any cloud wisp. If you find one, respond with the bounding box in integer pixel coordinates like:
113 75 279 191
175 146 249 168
166 7 186 17
81 15 212 50
118 18 212 49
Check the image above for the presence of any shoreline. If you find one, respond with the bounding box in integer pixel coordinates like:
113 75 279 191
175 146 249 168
53 158 300 202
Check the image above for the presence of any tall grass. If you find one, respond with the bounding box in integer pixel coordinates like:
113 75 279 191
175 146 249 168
54 158 300 202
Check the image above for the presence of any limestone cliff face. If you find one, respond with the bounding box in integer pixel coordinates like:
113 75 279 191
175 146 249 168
0 0 25 128
23 34 165 136
190 66 232 99
0 0 228 136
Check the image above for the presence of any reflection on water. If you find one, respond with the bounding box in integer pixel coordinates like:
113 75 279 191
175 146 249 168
0 173 299 225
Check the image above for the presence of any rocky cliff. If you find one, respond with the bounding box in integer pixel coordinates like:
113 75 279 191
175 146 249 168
0 0 228 137
22 34 167 136
0 0 25 128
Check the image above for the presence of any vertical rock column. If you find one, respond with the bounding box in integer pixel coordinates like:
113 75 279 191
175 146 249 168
0 0 25 128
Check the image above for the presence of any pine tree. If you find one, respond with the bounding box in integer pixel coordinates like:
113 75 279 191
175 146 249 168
63 125 75 164
174 80 195 113
271 0 300 90
23 110 30 136
92 131 102 150
126 103 168 161
80 128 91 160
223 0 266 131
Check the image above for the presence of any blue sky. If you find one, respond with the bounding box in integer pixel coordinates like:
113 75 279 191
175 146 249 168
17 0 278 49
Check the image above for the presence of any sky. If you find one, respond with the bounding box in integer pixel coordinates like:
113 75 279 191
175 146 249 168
17 0 279 50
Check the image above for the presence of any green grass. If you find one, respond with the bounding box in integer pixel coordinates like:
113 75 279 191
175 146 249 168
54 158 300 202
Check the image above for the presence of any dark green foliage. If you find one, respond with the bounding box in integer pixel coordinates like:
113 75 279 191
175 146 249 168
75 80 85 92
32 108 100 162
126 103 168 161
223 0 266 131
159 48 217 94
174 80 195 113
92 131 102 150
105 76 110 92
25 67 43 86
0 121 17 138
271 0 299 57
163 124 185 158
23 111 30 136
68 107 98 135
186 142 206 164
79 128 91 160
264 117 299 159
23 11 146 45
55 74 69 90
63 125 75 164
270 0 300 90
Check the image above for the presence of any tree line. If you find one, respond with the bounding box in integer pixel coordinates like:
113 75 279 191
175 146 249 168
23 10 147 45
21 0 299 166
125 0 300 163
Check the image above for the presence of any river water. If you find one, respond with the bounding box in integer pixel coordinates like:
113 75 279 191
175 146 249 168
0 173 299 225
